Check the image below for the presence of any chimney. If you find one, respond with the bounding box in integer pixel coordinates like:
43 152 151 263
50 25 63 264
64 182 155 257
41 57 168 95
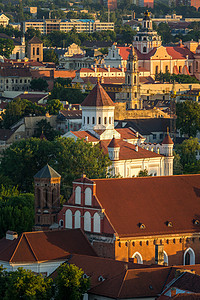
6 230 18 240
135 145 138 152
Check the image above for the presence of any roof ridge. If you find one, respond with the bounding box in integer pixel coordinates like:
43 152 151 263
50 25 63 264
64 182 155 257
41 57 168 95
24 233 39 261
9 233 24 262
117 269 128 298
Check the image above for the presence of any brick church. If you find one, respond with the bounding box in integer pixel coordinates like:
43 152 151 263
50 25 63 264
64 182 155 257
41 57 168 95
34 163 200 267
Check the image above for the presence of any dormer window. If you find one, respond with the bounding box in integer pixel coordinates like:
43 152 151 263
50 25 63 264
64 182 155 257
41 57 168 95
139 223 146 229
166 221 173 227
193 219 200 225
98 276 105 282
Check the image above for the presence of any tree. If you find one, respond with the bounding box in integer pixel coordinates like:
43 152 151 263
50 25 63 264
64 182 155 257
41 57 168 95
0 186 34 238
35 119 60 141
0 266 8 298
0 138 111 194
46 99 63 115
176 100 200 137
175 137 200 168
4 268 52 300
0 38 14 58
30 78 48 91
43 49 59 64
137 169 152 177
25 27 41 42
55 264 90 300
173 152 183 175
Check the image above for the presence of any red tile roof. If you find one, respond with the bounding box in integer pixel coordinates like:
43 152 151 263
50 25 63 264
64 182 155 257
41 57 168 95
117 46 131 60
115 128 139 139
0 229 96 263
172 272 200 293
81 82 115 107
162 134 174 144
70 130 99 142
108 137 120 148
99 139 162 160
90 174 200 237
166 46 194 59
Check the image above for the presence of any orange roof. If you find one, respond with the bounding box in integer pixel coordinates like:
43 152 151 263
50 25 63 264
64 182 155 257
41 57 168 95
0 229 96 263
166 46 194 59
91 174 200 237
108 137 120 148
81 83 115 107
70 131 99 142
100 139 162 160
162 134 174 144
117 47 131 60
115 128 139 139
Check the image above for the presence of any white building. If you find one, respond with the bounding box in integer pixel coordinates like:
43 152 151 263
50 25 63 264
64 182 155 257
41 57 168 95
0 13 9 27
63 83 174 177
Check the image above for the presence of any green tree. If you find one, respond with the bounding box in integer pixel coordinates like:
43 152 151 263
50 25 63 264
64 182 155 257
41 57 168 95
43 49 59 64
0 266 8 298
4 268 52 300
175 137 200 168
46 99 63 115
35 119 60 141
0 38 14 58
137 169 152 177
176 100 200 137
173 151 183 175
0 186 34 238
30 78 48 91
25 28 41 42
55 264 90 300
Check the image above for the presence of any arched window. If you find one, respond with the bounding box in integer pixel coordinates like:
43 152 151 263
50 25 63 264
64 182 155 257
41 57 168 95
87 117 89 124
59 219 64 227
143 46 147 53
134 75 137 84
127 75 130 84
109 117 111 124
99 117 101 124
135 104 137 109
85 188 92 206
92 117 95 124
164 251 168 265
84 211 91 231
179 66 182 73
93 212 100 233
184 248 195 265
132 252 143 264
104 117 107 125
74 210 81 228
37 188 40 207
65 209 72 228
75 186 81 205
37 47 39 55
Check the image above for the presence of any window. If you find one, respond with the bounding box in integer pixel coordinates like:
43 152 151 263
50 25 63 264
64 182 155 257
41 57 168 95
127 75 130 85
153 134 156 140
135 104 137 109
143 46 147 53
33 47 35 55
98 117 101 124
85 188 92 206
92 117 95 124
74 210 81 228
84 211 91 231
134 75 136 84
164 251 168 265
165 66 168 73
37 47 39 55
132 252 143 264
109 117 111 124
160 133 163 139
155 66 158 74
189 65 191 73
184 248 195 265
93 212 101 233
37 188 40 207
87 117 89 124
179 66 182 73
59 219 64 227
196 61 198 71
65 209 72 229
75 186 81 204
104 117 107 125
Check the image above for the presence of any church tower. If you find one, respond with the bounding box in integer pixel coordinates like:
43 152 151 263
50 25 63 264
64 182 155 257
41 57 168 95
124 45 142 110
34 164 61 230
160 133 174 176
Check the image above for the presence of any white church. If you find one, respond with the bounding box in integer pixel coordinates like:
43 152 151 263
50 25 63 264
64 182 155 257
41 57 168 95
63 82 174 177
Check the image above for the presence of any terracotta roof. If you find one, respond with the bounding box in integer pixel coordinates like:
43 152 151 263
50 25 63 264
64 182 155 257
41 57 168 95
0 68 32 77
28 36 43 44
89 267 172 298
91 174 200 237
115 128 139 139
34 164 61 179
166 46 194 59
79 67 123 73
14 93 48 103
108 137 120 148
172 272 200 293
69 130 99 142
117 46 131 60
99 139 163 160
0 229 96 263
81 82 115 107
162 134 174 144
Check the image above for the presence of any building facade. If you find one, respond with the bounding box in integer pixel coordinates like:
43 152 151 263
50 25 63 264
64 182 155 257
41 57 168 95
27 36 43 62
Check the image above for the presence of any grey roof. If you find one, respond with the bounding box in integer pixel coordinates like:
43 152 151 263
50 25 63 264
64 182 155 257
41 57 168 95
34 164 61 179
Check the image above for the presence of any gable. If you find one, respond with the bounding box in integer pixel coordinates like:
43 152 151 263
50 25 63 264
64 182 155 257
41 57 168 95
151 46 172 60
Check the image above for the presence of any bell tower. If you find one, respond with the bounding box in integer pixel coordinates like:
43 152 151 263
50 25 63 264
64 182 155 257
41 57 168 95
34 164 61 230
124 45 142 110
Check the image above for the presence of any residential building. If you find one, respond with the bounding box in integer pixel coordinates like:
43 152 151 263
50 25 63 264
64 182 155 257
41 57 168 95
22 19 114 34
0 229 96 275
59 173 200 266
56 110 82 134
0 13 9 27
63 83 174 177
0 67 32 92
27 36 43 62
59 54 95 70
